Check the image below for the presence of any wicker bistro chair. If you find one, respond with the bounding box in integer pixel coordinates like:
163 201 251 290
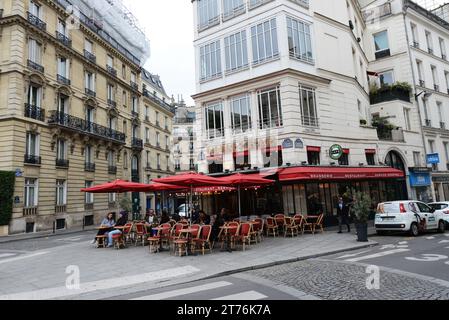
274 214 285 233
249 221 260 244
226 221 240 250
303 214 325 235
122 223 134 244
235 223 252 251
192 225 213 255
254 218 264 242
134 223 148 246
95 235 108 248
169 223 187 254
284 216 298 237
266 217 279 237
293 214 305 235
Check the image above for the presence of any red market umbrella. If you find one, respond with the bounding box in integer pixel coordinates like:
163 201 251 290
217 173 275 218
145 182 186 192
80 179 153 194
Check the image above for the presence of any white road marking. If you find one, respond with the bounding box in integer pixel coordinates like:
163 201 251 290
405 254 448 262
345 249 410 262
56 237 83 242
336 250 371 259
132 281 233 300
0 266 200 300
426 237 435 240
212 291 268 300
438 240 449 244
398 241 408 245
0 253 16 259
396 245 409 248
0 251 48 265
380 244 396 250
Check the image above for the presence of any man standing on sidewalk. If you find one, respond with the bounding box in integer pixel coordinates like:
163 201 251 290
336 196 351 233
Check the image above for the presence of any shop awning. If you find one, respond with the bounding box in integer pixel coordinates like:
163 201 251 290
279 166 405 182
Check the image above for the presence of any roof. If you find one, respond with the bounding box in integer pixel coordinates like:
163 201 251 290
141 67 167 96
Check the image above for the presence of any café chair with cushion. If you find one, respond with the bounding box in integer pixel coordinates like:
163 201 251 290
169 223 186 253
192 225 212 255
266 217 278 237
112 233 125 249
122 223 134 244
274 214 285 233
134 223 147 246
293 214 305 235
303 214 325 235
95 235 107 248
173 238 189 257
254 218 264 242
226 221 240 250
284 216 298 237
235 223 252 251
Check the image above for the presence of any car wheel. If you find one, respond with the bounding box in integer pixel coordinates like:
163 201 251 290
437 221 446 233
410 223 419 237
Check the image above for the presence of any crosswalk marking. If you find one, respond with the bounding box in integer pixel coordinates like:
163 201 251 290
0 253 16 259
344 249 410 262
336 250 371 259
398 241 408 245
132 281 233 300
212 291 267 300
438 240 449 244
0 251 48 265
426 237 435 240
0 266 200 300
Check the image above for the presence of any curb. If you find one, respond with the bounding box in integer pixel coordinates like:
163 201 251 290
0 228 95 244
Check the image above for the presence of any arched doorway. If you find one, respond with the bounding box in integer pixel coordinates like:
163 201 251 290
384 151 408 201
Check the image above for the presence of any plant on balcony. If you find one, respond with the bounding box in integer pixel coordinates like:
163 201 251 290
371 116 395 139
370 81 412 104
0 171 15 226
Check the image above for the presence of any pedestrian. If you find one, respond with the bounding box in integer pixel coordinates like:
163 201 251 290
336 196 351 233
91 212 115 244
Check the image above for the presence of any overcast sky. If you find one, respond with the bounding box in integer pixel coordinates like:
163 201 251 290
122 0 195 106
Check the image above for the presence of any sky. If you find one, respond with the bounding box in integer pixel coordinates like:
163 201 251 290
122 0 195 106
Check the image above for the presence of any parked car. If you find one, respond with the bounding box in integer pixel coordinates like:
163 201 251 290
177 204 190 217
428 202 449 229
375 201 446 236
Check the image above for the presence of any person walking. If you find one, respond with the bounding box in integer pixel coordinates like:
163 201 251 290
336 196 350 233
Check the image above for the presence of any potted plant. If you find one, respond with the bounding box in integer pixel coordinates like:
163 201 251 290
119 196 132 220
349 189 371 242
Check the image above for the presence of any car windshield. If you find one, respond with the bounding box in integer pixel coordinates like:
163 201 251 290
429 203 448 210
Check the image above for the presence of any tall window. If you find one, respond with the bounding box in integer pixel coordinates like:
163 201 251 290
413 151 421 167
444 142 449 165
146 151 150 167
57 139 66 160
437 102 444 128
440 37 446 59
287 17 313 63
200 40 222 81
197 0 219 30
258 87 282 129
225 30 248 72
205 102 224 138
366 150 376 166
299 85 318 127
107 54 114 68
57 94 68 114
431 65 439 89
85 145 93 164
404 108 411 131
26 132 39 157
85 39 93 54
156 132 160 146
108 151 115 167
379 70 394 86
411 23 418 46
28 39 42 64
57 57 69 79
24 178 38 208
425 31 433 53
29 0 41 17
307 147 320 165
57 19 67 35
56 180 67 206
85 71 95 91
131 72 136 83
251 18 279 64
339 150 349 166
373 30 389 57
223 0 245 20
157 153 161 169
27 84 41 107
132 96 138 113
85 181 93 204
230 94 251 132
145 127 150 143
107 84 114 101
416 60 424 83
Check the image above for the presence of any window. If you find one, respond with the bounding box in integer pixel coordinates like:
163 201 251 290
287 17 313 63
131 72 136 83
425 31 433 54
431 65 439 89
422 98 431 125
437 102 444 128
440 38 446 59
165 117 168 129
224 30 248 73
373 31 389 58
24 178 38 208
411 23 418 46
157 153 161 168
27 84 41 107
132 96 138 113
57 94 68 114
205 101 224 138
197 0 219 30
145 127 150 143
85 39 93 53
307 147 320 165
122 64 126 78
107 84 114 101
200 40 222 81
123 120 127 135
85 146 93 166
299 85 318 127
230 94 251 132
108 151 115 167
26 132 39 157
190 158 195 170
57 139 66 160
413 151 421 167
108 192 116 204
57 19 67 36
56 180 67 206
223 0 245 20
444 142 449 164
156 132 160 146
85 181 93 204
28 39 42 64
404 108 411 131
156 111 159 125
86 107 94 123
85 71 95 91
258 86 282 129
429 140 435 153
379 70 394 86
29 0 41 17
445 71 449 92
145 106 149 119
122 91 127 107
175 158 181 171
165 136 169 149
251 18 279 64
124 151 128 168
366 151 376 166
107 55 114 68
339 150 349 166
416 60 424 84
57 57 69 79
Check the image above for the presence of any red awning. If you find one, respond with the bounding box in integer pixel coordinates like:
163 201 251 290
343 149 350 154
217 173 275 187
307 146 321 152
233 150 249 157
365 149 376 154
265 146 282 153
279 167 404 182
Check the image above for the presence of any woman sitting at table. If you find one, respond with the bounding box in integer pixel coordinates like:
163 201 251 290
198 210 210 225
91 212 115 244
107 211 129 248
160 210 171 224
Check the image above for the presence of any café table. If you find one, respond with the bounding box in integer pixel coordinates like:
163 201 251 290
151 226 171 252
219 225 238 253
178 228 198 255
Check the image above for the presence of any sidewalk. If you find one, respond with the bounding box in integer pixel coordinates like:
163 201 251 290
0 226 96 244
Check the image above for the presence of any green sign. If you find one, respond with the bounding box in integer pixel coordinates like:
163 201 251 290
329 144 343 160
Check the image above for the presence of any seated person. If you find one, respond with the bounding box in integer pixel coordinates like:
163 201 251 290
160 210 171 224
171 210 181 222
107 211 129 248
211 211 225 242
91 212 115 244
198 210 210 225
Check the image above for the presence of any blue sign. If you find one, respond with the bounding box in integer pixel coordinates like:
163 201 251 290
426 153 440 164
295 139 304 149
409 171 432 187
15 169 22 177
282 139 293 149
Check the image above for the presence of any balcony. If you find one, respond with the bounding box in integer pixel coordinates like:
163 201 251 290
132 138 143 150
107 65 117 77
84 50 96 63
85 162 95 172
107 99 117 108
27 60 44 73
130 81 139 91
57 74 71 86
143 89 174 113
377 128 405 142
440 122 446 130
434 84 440 92
301 116 319 127
85 88 96 98
27 12 46 31
55 205 67 214
24 154 41 165
428 48 434 55
108 166 117 175
370 86 411 104
131 111 139 118
23 207 38 216
375 49 390 59
48 111 126 144
24 104 45 122
56 31 72 47
56 159 69 168
413 41 420 49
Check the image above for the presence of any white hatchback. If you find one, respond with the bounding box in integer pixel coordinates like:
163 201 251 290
375 201 446 236
428 202 449 228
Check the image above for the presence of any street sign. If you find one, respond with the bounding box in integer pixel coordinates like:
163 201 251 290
329 144 343 160
15 169 22 177
426 153 440 164
295 139 304 149
282 139 293 149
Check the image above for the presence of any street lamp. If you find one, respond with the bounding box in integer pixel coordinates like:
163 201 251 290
415 91 432 101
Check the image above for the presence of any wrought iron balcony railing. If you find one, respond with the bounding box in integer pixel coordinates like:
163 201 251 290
56 31 72 47
24 104 45 122
425 119 432 127
107 65 117 77
434 84 440 92
130 81 138 91
57 74 71 86
107 99 117 108
132 111 139 118
27 12 46 31
419 80 425 87
108 166 117 174
143 89 174 113
85 88 96 97
85 162 96 172
27 60 44 73
48 111 126 143
24 154 41 165
441 122 446 130
132 138 143 149
56 159 69 168
84 50 96 63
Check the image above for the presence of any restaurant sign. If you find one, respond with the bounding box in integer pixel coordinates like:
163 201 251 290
329 144 343 160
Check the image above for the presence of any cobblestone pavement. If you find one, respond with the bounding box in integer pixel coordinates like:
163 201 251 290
248 258 449 300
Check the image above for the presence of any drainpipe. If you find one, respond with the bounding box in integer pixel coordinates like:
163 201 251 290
401 2 435 201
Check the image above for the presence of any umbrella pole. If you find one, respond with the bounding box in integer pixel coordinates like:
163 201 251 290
190 185 193 224
238 186 241 220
